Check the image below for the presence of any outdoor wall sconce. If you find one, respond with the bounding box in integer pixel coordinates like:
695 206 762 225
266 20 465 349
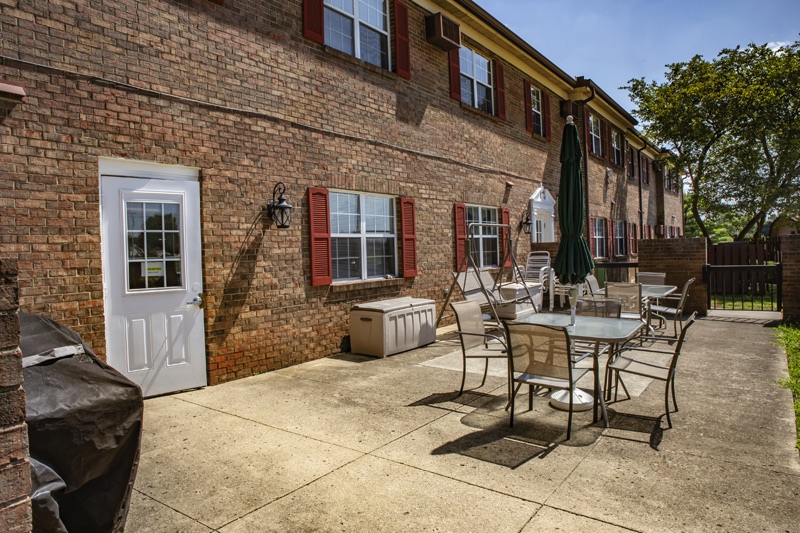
519 209 532 235
267 182 293 228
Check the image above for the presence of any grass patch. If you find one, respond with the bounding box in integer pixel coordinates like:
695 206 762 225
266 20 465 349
775 324 800 450
710 293 780 311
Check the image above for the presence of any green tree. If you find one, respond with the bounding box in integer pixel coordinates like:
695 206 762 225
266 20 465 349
626 41 800 242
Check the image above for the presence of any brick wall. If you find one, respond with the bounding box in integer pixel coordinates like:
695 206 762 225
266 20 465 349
638 238 707 315
0 0 682 385
0 259 32 532
781 235 800 322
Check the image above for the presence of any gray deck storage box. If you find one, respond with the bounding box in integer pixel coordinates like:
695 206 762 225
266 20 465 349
350 297 436 357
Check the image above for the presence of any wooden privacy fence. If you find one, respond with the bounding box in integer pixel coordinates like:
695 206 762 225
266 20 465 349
706 240 782 310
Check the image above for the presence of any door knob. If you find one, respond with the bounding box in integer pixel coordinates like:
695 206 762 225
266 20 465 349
188 292 205 309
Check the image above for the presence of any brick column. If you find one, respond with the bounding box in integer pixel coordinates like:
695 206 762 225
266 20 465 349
0 259 31 532
781 235 800 322
638 238 708 315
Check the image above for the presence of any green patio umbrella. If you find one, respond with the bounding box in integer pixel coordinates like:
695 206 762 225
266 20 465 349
553 116 594 286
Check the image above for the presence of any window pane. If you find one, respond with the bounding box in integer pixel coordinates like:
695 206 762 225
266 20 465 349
128 232 144 258
326 0 354 15
145 203 162 230
358 0 385 30
164 232 180 258
127 203 144 231
146 232 163 258
459 47 473 75
165 260 182 288
482 236 498 267
473 53 491 85
325 8 355 55
364 196 393 234
331 192 360 234
460 75 473 106
366 237 396 277
359 25 388 69
164 203 180 230
332 237 361 280
476 82 493 114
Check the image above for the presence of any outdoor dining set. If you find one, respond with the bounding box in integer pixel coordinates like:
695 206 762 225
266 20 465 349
450 258 696 441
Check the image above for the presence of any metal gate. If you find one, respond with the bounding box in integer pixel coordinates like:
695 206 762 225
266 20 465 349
705 240 782 311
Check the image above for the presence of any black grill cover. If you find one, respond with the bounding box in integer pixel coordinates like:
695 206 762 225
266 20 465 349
21 312 143 533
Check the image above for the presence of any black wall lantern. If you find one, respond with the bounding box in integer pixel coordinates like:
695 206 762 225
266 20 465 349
520 209 532 235
268 182 293 228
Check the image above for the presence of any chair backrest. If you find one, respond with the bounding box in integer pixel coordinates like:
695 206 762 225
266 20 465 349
585 274 601 296
667 312 697 372
453 269 501 306
523 252 551 282
503 322 572 381
575 297 622 318
637 272 666 285
676 277 696 310
451 300 488 350
605 282 643 316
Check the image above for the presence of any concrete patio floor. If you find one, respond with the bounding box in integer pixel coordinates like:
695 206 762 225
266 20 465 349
126 311 800 532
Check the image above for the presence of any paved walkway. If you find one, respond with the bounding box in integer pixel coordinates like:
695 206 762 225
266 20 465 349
126 312 800 532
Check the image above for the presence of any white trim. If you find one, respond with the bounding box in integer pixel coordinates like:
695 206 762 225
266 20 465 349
99 157 200 181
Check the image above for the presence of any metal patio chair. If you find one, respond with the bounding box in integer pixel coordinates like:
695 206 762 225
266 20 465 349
649 277 696 339
608 313 697 428
503 321 597 439
450 300 508 397
605 282 644 321
636 272 667 285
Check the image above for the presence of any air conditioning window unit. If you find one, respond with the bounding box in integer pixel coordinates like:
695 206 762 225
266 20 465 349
425 12 461 51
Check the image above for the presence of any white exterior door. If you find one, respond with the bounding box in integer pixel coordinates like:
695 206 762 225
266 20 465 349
100 159 207 397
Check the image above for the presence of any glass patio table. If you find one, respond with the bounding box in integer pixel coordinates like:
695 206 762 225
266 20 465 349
510 312 645 426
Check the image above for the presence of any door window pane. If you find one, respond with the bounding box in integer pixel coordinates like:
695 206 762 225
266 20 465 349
126 201 183 290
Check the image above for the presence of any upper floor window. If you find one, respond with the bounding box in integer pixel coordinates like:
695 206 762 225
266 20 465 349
592 217 608 258
330 191 397 281
641 155 650 185
459 46 494 114
530 86 543 136
324 0 390 70
615 220 627 256
466 205 499 267
611 130 623 166
627 146 636 179
589 115 602 156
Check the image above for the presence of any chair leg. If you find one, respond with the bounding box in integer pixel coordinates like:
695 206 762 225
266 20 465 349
566 388 574 440
528 384 534 411
671 376 679 412
458 355 467 396
664 382 673 429
509 382 522 427
478 358 489 388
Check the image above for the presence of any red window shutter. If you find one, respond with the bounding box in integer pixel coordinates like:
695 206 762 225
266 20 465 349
542 91 551 141
602 121 610 161
494 60 506 119
448 49 461 101
606 218 612 257
501 208 511 267
633 223 638 252
454 203 467 271
394 1 411 79
308 187 332 286
303 0 325 44
589 216 596 257
627 221 633 254
523 80 533 133
400 197 417 277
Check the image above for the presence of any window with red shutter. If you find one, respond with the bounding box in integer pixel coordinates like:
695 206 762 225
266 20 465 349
400 197 417 277
610 218 616 256
449 49 461 101
523 80 533 133
454 203 467 271
589 216 596 257
542 91 551 141
308 187 332 286
303 0 325 44
394 1 411 79
494 60 506 119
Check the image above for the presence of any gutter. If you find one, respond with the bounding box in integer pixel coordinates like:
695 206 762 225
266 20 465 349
580 86 596 245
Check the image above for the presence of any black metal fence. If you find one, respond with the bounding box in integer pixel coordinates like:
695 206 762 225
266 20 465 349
704 264 782 311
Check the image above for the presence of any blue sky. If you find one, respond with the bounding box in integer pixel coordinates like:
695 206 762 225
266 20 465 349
475 0 800 116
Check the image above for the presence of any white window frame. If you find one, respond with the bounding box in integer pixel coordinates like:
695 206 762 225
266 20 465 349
529 188 555 244
466 205 499 268
615 220 627 256
530 85 543 136
589 115 602 156
324 0 391 70
460 45 494 114
611 130 623 166
593 217 608 258
330 190 397 282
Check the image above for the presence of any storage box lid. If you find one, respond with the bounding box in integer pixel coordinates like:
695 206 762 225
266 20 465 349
352 297 414 313
351 297 435 313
